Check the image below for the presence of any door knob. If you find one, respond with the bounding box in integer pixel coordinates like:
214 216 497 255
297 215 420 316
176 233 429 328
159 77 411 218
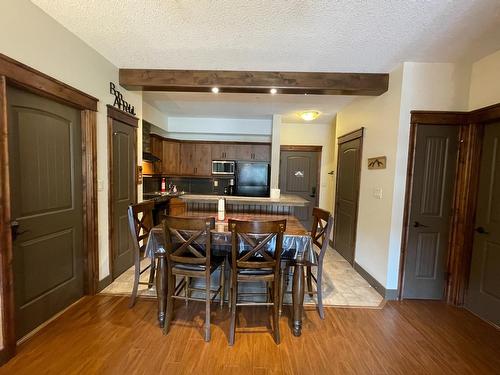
413 221 429 228
475 226 489 234
11 220 29 241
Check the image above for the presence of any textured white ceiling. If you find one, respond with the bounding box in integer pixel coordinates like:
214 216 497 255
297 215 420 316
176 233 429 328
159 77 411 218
143 91 353 123
32 0 500 72
30 0 500 120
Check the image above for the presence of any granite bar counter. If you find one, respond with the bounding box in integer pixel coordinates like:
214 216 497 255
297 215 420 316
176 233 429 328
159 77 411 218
179 193 309 215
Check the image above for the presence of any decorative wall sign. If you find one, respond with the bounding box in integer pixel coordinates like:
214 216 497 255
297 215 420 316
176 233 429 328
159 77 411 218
294 170 305 178
110 82 136 115
368 156 387 170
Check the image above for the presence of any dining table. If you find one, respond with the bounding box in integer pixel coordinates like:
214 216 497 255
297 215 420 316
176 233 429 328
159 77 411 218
144 211 315 337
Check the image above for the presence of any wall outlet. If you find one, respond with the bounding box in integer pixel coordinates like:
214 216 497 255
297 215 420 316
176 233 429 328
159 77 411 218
373 187 383 199
213 180 219 187
97 179 104 192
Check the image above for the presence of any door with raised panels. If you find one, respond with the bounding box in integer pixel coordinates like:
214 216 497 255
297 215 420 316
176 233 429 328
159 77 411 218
111 118 136 279
403 125 459 299
8 86 84 339
279 150 319 230
333 134 362 265
466 122 500 325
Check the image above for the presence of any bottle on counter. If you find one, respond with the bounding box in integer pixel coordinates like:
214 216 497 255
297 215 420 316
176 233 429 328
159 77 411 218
161 178 166 193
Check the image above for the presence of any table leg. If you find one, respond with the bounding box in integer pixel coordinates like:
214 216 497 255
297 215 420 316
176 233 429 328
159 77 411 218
156 254 167 328
292 257 305 336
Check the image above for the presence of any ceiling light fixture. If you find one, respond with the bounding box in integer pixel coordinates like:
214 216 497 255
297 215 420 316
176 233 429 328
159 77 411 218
270 88 277 95
298 110 320 121
211 87 219 94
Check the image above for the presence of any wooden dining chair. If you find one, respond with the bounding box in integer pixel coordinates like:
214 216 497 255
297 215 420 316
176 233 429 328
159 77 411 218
280 207 333 319
162 216 225 342
228 219 286 345
128 201 156 308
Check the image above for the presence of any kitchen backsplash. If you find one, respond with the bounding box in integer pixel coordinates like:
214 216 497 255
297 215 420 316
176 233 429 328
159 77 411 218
143 176 233 195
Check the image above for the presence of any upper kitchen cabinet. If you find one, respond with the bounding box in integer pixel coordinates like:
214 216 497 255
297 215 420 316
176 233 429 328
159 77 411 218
235 143 271 161
180 143 212 176
211 143 237 160
162 140 180 175
252 144 271 161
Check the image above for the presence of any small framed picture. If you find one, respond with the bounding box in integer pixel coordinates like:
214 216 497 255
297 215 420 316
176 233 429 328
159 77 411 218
368 156 386 170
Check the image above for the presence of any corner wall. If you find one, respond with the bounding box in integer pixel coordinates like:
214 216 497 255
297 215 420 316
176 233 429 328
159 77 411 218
469 49 500 110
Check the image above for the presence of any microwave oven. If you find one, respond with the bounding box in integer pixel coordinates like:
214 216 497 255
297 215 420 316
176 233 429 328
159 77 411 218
212 160 235 175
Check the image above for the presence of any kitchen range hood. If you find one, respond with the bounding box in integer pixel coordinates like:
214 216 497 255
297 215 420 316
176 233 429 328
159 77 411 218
142 151 161 162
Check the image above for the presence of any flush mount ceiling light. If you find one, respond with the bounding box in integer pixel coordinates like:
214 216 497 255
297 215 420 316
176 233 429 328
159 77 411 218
298 110 320 121
211 87 219 93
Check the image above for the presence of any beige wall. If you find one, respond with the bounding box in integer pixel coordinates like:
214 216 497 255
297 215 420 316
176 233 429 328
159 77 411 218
280 121 336 212
335 62 470 290
0 0 143 288
469 49 500 110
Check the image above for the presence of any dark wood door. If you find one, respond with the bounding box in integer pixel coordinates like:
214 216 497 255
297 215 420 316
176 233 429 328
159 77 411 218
179 143 195 175
466 122 500 325
111 118 136 279
162 140 179 175
333 135 362 265
252 144 271 161
279 150 319 229
194 143 212 176
8 86 84 339
403 125 459 299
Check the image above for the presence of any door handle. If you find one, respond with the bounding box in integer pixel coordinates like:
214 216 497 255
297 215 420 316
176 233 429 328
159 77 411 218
310 186 316 198
475 226 489 234
413 221 429 228
11 220 29 241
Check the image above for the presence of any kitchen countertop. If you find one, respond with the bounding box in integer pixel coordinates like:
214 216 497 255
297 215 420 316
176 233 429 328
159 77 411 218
142 191 185 203
179 193 309 207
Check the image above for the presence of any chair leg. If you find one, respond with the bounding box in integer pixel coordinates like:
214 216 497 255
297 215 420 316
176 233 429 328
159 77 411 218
316 264 325 319
273 279 281 344
129 251 141 308
184 276 189 306
306 266 314 298
279 264 286 316
163 272 175 335
219 262 225 309
229 280 237 346
205 272 211 342
147 257 156 288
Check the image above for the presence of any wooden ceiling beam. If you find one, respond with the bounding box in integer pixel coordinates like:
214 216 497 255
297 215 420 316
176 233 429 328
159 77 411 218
119 69 389 96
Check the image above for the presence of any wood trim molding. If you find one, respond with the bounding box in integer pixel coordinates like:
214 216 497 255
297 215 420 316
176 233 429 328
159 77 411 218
106 104 138 128
280 145 322 152
337 128 364 144
354 262 397 300
0 53 98 111
81 110 99 295
0 76 16 362
400 104 500 305
120 69 389 96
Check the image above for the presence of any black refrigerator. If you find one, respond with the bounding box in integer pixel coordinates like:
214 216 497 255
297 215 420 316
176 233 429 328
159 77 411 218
234 162 270 197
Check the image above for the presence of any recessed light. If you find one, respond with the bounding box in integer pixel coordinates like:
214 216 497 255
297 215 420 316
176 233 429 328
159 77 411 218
211 87 219 94
270 88 277 95
298 111 320 121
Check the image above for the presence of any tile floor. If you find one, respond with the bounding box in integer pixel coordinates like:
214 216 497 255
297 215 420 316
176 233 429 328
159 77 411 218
101 248 384 308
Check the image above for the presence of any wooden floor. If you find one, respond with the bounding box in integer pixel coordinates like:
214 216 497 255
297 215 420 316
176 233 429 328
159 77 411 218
1 296 499 374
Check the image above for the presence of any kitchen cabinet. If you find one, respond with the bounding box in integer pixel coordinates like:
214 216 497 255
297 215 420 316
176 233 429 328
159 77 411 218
235 144 271 161
162 140 180 175
211 143 237 160
180 143 212 176
150 135 164 174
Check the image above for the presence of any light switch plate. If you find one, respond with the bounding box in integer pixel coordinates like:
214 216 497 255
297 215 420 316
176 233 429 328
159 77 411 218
373 187 383 199
97 179 104 191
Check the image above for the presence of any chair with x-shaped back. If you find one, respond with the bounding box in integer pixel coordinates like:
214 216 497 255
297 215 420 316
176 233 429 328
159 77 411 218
162 216 225 342
228 219 286 345
128 201 156 308
280 207 333 319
